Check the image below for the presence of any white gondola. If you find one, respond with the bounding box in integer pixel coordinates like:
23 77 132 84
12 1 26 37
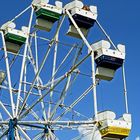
97 111 132 140
64 0 97 39
0 70 5 85
91 40 125 81
33 0 63 32
1 22 28 54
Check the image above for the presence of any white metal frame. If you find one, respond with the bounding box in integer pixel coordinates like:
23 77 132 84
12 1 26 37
0 1 130 139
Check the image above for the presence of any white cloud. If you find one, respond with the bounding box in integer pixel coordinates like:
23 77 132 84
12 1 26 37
78 125 102 140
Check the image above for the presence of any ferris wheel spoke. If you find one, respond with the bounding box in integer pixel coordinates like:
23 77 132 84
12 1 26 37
55 85 93 121
19 97 41 121
49 72 79 120
19 74 66 120
33 132 44 140
66 9 99 120
28 37 47 120
63 71 79 99
0 101 12 119
48 39 59 119
27 41 47 121
59 47 81 104
17 27 62 116
17 125 31 140
49 46 85 120
15 128 21 140
19 52 91 120
49 75 72 120
0 31 15 117
45 101 89 120
48 15 66 119
48 46 83 120
60 46 83 105
15 7 34 117
23 75 64 91
47 130 57 140
42 47 75 91
23 56 27 99
0 129 8 139
11 5 31 22
18 43 52 117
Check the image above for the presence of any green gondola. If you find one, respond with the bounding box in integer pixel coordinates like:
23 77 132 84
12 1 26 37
5 33 26 46
35 8 61 22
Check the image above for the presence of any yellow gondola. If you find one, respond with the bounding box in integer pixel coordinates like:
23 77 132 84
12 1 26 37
97 111 132 140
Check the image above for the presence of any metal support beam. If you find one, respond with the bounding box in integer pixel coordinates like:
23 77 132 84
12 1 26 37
11 5 31 22
0 101 13 119
0 31 15 117
18 120 95 126
122 64 129 113
91 52 98 121
27 35 47 121
18 16 66 117
19 52 91 120
17 125 31 140
18 38 52 117
55 85 93 121
66 10 98 121
95 19 118 50
48 16 65 118
16 7 34 117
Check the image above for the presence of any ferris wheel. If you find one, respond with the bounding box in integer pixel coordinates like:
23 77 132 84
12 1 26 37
0 0 132 140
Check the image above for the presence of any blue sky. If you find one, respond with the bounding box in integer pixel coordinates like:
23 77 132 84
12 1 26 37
0 0 140 139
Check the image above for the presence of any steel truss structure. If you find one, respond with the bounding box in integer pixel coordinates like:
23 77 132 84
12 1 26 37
0 1 131 140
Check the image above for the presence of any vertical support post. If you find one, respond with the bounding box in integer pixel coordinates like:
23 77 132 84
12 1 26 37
18 17 66 117
23 62 27 99
122 64 129 113
49 47 81 120
0 31 15 117
35 32 39 72
91 52 98 121
8 118 17 140
48 33 58 118
34 32 47 121
47 16 65 119
15 7 34 117
8 120 15 140
66 10 98 121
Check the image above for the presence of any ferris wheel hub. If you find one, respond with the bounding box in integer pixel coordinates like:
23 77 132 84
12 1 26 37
8 118 18 140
